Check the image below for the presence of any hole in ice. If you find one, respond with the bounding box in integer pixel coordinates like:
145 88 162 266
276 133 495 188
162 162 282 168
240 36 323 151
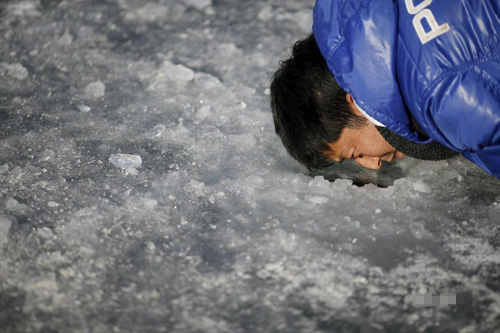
314 158 421 188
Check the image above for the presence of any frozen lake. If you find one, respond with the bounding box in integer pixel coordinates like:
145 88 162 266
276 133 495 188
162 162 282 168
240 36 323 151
1 0 500 332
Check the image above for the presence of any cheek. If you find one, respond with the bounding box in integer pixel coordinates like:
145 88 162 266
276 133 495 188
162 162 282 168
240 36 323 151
372 127 393 148
360 132 393 156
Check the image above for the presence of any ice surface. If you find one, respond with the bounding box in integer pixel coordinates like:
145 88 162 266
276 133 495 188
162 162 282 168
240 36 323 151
1 1 500 332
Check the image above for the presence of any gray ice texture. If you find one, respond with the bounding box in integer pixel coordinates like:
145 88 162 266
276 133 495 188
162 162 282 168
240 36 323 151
0 1 499 332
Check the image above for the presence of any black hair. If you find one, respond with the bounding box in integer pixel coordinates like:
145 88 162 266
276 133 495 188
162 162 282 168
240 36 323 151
270 34 366 170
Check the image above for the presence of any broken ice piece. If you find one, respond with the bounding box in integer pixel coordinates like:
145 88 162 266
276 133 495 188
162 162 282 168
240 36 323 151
3 63 29 80
77 104 91 112
0 216 12 247
136 3 169 22
182 0 212 10
109 154 142 169
57 31 73 46
85 80 106 99
145 124 165 138
0 164 8 174
124 168 139 176
161 60 194 82
195 105 211 120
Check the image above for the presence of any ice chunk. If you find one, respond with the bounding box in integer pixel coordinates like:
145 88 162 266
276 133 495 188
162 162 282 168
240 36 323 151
77 104 91 112
109 224 128 239
145 124 166 138
196 105 211 120
234 101 247 110
0 164 8 174
332 178 354 190
137 3 169 22
410 222 428 240
127 197 158 211
109 154 143 169
7 1 40 17
0 216 12 247
161 60 194 82
2 63 29 80
37 227 54 240
182 0 212 10
215 116 228 126
218 43 239 56
148 61 195 91
412 180 431 193
308 196 329 204
85 80 106 99
194 72 223 90
258 6 273 21
27 277 59 293
57 31 73 46
442 170 463 181
5 197 27 214
146 242 156 252
39 149 55 162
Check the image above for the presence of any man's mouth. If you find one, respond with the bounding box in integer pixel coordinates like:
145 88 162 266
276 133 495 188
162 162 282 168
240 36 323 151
383 152 397 163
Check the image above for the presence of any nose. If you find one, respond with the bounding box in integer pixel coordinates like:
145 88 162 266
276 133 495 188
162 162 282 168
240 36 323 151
354 156 382 170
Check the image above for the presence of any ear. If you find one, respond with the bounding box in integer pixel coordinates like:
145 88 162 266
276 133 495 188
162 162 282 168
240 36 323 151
345 94 364 118
346 93 355 105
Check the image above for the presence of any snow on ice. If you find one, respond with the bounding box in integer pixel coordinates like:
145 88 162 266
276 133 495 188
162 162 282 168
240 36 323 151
0 1 499 332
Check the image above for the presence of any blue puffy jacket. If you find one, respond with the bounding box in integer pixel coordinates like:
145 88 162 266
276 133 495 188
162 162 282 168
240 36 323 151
313 0 500 178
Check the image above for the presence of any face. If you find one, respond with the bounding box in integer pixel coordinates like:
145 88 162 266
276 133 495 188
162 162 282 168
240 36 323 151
324 94 405 170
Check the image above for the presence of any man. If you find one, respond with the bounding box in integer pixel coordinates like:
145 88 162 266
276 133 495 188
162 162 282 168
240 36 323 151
271 0 500 178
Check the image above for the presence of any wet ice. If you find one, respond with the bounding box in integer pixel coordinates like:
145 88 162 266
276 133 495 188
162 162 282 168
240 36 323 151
0 1 499 332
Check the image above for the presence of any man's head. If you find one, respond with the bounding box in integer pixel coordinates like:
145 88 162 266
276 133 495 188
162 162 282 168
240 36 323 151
270 34 404 170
